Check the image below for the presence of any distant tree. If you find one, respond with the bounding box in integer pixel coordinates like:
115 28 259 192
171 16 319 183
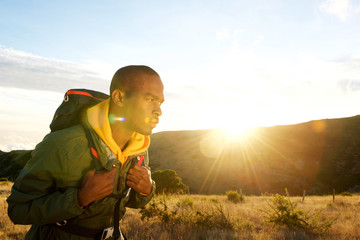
152 169 187 194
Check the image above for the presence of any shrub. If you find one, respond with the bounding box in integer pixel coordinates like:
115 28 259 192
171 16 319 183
263 193 308 230
260 189 337 235
339 191 352 196
140 196 237 230
139 195 177 223
226 190 244 203
152 169 187 194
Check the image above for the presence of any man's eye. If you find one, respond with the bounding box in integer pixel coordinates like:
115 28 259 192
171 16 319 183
146 97 163 105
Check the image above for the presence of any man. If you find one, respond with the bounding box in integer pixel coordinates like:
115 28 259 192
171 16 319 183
7 65 164 239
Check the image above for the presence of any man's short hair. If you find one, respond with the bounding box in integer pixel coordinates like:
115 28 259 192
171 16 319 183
110 65 159 96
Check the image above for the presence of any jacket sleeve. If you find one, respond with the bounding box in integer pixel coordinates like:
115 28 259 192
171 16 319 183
7 132 87 225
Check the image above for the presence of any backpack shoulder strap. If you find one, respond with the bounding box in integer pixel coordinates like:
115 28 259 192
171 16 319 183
82 119 103 170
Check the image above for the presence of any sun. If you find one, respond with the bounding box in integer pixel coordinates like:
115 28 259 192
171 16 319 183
216 116 256 142
219 125 254 142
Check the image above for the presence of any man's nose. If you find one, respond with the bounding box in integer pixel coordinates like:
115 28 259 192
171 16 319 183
153 104 162 116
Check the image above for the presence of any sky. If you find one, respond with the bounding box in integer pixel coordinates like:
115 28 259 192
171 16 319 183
1 0 360 151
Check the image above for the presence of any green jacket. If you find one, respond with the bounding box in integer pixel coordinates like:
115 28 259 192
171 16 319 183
7 124 155 239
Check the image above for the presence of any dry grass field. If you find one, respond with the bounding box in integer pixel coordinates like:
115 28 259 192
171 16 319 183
121 194 360 240
0 181 30 239
1 181 360 240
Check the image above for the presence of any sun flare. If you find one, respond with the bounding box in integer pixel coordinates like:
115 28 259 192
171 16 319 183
219 125 254 141
216 115 257 142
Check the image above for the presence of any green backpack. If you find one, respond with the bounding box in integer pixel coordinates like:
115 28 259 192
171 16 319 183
0 89 109 181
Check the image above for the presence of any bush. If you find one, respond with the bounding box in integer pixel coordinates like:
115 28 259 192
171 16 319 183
226 190 244 203
140 196 237 230
263 193 307 230
339 191 352 196
152 169 187 194
140 195 177 223
260 189 337 235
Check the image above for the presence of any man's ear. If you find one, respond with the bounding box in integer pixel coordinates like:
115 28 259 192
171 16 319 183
111 89 126 107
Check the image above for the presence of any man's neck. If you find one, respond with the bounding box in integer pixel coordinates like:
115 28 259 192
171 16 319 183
111 124 134 151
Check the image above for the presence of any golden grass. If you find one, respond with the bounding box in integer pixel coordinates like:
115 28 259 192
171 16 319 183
0 182 30 240
1 182 360 240
121 194 360 239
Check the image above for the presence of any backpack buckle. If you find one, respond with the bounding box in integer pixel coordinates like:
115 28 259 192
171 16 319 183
56 220 67 226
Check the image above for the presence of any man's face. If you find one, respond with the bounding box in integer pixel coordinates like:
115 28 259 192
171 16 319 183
121 74 164 135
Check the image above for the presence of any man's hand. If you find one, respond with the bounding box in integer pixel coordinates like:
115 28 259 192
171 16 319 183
126 165 153 196
77 168 116 208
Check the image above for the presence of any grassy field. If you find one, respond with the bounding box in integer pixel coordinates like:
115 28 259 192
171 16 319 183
0 182 30 239
1 182 360 240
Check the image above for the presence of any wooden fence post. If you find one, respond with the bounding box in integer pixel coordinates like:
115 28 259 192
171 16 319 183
302 190 306 202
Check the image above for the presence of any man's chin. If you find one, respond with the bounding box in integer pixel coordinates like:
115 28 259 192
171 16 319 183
138 128 153 136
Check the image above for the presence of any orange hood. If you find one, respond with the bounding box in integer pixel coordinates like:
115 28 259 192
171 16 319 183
86 99 150 164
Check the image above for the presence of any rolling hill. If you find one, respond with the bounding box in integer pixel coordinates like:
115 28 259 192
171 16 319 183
148 115 360 195
1 115 360 195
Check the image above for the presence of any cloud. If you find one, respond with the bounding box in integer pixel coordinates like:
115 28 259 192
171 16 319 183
0 142 35 152
337 79 360 92
251 35 264 47
0 45 121 150
2 44 360 150
216 28 230 42
0 45 115 94
216 28 245 43
318 0 360 22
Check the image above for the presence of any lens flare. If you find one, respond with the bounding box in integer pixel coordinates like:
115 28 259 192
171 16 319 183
117 117 126 122
109 114 126 124
144 117 158 124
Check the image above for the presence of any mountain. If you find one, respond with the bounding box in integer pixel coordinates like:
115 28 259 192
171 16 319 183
148 115 360 195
